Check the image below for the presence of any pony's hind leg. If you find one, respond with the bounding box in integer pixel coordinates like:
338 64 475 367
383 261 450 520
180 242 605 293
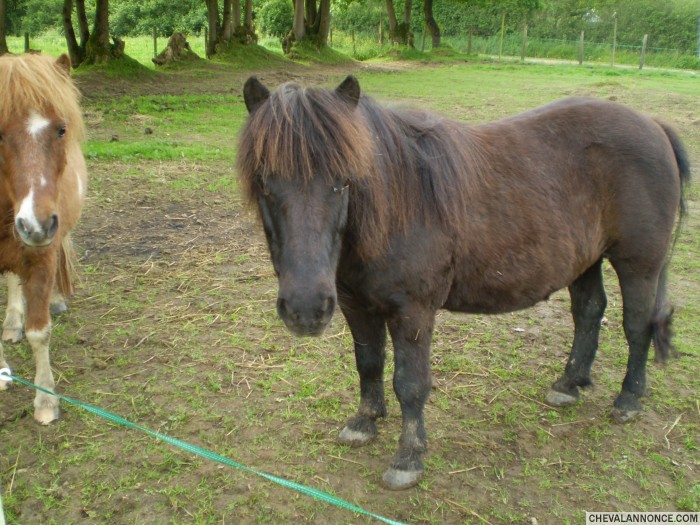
338 303 388 447
547 259 606 407
0 342 9 391
3 273 25 343
610 267 661 423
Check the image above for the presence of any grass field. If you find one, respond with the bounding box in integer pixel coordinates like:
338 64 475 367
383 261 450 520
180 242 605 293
0 50 698 524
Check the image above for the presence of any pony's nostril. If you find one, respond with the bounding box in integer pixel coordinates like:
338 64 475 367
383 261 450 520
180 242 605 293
318 296 335 319
16 217 30 237
46 214 59 237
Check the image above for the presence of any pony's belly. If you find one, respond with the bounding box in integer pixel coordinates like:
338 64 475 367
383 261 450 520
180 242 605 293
442 281 559 315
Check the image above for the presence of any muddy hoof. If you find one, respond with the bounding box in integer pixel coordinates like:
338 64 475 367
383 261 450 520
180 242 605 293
545 389 579 407
381 467 423 490
50 302 68 315
338 425 376 447
34 404 60 425
611 407 641 424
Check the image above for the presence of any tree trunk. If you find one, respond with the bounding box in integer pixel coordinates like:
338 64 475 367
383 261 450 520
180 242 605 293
244 0 253 31
423 0 440 48
62 0 86 66
0 0 8 55
205 0 219 57
385 0 398 38
292 0 305 41
85 0 111 64
305 0 317 33
222 0 233 42
317 0 330 47
232 0 241 31
76 0 89 47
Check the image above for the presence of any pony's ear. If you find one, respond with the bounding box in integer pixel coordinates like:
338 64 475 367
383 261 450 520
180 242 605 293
335 75 360 108
55 54 72 76
243 76 270 114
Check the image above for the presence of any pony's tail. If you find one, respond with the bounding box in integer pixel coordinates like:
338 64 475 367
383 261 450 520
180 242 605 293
56 233 77 299
652 267 677 364
657 120 691 239
651 121 691 364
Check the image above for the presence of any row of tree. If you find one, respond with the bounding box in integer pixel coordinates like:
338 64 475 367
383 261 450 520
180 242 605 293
1 1 698 66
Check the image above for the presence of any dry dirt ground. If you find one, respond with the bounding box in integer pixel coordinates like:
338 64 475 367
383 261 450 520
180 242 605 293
0 59 698 525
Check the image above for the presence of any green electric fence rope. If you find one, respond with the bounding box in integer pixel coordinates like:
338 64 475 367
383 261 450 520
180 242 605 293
0 369 406 525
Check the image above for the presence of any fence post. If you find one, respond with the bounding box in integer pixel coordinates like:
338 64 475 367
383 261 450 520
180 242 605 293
24 32 29 53
578 31 584 65
153 27 157 58
499 13 505 58
379 16 383 45
639 34 648 69
611 13 617 67
520 24 528 61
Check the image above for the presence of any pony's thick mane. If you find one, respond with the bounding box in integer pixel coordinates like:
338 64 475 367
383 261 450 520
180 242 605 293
0 54 84 142
236 81 482 258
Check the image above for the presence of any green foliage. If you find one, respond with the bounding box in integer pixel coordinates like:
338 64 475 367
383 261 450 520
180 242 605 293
110 0 206 37
10 0 63 34
529 0 699 54
254 0 294 39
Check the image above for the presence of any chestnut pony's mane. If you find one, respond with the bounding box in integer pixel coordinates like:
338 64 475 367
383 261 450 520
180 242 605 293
0 54 84 142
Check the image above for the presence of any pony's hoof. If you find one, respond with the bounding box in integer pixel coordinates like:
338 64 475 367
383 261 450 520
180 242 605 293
50 302 68 316
34 406 60 425
381 467 423 490
545 389 578 407
338 426 376 447
2 327 24 343
611 408 641 424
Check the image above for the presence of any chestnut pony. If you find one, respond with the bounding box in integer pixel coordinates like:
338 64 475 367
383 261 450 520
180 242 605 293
0 54 87 424
237 76 689 489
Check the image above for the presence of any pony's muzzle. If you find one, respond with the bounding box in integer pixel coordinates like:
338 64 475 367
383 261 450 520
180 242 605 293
277 291 336 337
15 213 58 247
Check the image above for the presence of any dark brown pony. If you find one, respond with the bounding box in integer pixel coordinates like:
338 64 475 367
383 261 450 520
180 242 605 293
0 54 87 424
237 76 689 490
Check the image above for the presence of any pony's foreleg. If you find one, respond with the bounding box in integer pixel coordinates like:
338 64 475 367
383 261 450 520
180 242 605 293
23 265 59 425
3 273 26 343
547 259 606 407
382 308 434 490
338 303 388 447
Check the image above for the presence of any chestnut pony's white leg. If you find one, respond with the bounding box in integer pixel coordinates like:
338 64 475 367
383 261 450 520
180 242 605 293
3 273 25 343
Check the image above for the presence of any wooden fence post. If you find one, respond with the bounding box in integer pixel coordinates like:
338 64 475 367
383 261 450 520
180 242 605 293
521 24 528 61
639 34 648 69
24 32 29 53
499 13 505 58
611 14 617 67
578 31 584 65
153 27 158 58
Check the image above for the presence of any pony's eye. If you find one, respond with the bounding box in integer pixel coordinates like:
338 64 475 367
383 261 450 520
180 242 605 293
57 126 66 138
333 183 349 194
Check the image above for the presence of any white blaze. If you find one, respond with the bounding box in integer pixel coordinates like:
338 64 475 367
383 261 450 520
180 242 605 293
16 188 41 231
27 113 50 137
